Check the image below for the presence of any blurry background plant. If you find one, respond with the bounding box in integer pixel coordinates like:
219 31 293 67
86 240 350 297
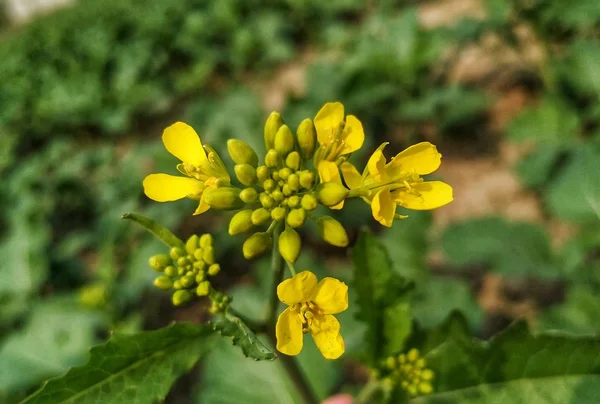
1 0 599 402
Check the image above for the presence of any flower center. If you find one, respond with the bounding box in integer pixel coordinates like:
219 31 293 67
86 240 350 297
291 301 323 333
322 124 346 161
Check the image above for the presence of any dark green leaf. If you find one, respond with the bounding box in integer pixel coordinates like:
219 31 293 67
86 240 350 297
536 285 600 335
121 212 184 249
21 323 215 404
515 145 566 189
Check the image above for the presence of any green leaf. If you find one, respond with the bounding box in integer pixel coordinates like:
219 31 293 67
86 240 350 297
410 320 600 403
515 145 565 189
352 231 413 364
536 285 600 335
440 217 557 277
211 309 277 361
121 212 185 249
21 323 215 404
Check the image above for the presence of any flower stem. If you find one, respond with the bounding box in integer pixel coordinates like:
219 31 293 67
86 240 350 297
267 224 319 404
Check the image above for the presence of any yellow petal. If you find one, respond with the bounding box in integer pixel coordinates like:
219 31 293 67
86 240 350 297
392 181 453 210
312 277 348 315
340 115 364 154
162 122 208 167
318 161 344 210
367 149 388 184
276 308 304 356
340 162 362 190
310 314 345 360
387 142 441 177
314 102 344 146
277 270 318 305
371 189 396 227
143 174 203 202
193 198 210 215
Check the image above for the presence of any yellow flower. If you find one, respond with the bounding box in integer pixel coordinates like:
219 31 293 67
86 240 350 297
276 271 348 359
313 102 365 163
143 122 230 215
341 142 453 227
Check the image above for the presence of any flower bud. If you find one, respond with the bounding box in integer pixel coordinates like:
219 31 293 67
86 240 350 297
299 170 315 189
251 208 271 225
234 164 257 186
203 246 216 265
172 290 193 306
149 254 171 271
271 190 284 202
287 173 300 191
169 247 185 260
279 227 301 263
272 171 281 181
274 125 295 157
316 182 347 207
243 232 272 259
296 118 316 159
185 235 199 255
256 165 270 182
164 266 178 277
203 187 244 210
301 194 318 211
271 206 287 221
195 271 206 283
316 216 349 247
180 275 195 288
154 275 173 290
265 149 280 168
286 208 306 228
263 179 276 191
285 151 301 171
287 195 300 208
240 187 258 203
279 167 292 180
282 184 292 196
264 111 284 150
193 260 205 271
259 193 275 209
208 263 221 276
200 233 213 248
196 281 211 296
229 209 253 235
227 139 259 167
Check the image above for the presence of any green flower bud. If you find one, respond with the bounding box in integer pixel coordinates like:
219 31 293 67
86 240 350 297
203 246 216 265
316 182 347 206
195 271 206 283
243 232 272 259
301 194 318 211
177 256 190 267
229 209 253 235
79 284 106 308
263 179 276 191
234 164 257 186
285 151 301 171
164 265 178 277
279 167 292 180
279 227 301 263
172 290 193 306
256 165 270 182
154 275 173 290
297 118 317 159
272 171 281 181
271 190 284 202
251 208 271 225
282 184 292 196
208 263 221 276
264 111 284 150
149 254 171 271
193 249 204 260
259 193 275 209
240 187 258 203
173 279 183 289
169 247 185 260
196 280 211 296
185 235 199 255
265 149 280 168
193 260 205 272
200 234 213 248
287 195 300 208
203 187 244 210
299 170 315 189
271 206 287 221
227 139 258 167
286 208 306 228
317 216 349 247
287 173 300 191
274 125 295 156
180 275 195 288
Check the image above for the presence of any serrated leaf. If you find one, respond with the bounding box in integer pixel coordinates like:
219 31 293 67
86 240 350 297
21 323 215 404
352 231 413 364
122 212 185 249
211 310 277 361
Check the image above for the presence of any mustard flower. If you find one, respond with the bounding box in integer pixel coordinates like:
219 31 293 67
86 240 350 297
341 142 453 227
313 102 365 164
143 122 230 215
276 271 348 359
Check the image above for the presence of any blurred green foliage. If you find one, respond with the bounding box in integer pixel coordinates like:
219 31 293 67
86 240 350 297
1 0 599 401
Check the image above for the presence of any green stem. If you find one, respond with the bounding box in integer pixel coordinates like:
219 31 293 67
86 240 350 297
266 224 319 404
356 378 386 404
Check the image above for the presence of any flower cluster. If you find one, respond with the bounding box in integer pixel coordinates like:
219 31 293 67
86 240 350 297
381 348 435 397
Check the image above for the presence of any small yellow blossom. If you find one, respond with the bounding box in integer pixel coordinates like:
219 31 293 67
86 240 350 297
313 102 365 164
317 161 346 210
341 142 453 227
143 122 230 215
276 271 348 359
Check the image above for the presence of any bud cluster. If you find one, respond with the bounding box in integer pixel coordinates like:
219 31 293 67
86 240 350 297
380 348 434 397
149 234 226 308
